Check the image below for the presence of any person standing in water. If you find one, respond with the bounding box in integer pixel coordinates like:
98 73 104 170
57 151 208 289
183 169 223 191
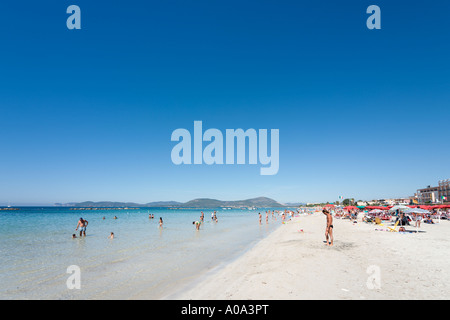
75 217 88 237
159 217 163 228
193 220 201 231
323 209 333 246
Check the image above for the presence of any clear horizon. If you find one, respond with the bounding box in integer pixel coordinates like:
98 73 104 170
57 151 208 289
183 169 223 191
1 1 449 206
2 193 416 207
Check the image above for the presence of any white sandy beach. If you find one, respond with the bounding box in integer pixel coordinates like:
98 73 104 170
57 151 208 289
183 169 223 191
173 213 450 300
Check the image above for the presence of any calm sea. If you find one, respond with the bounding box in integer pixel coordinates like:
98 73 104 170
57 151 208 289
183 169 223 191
0 207 283 299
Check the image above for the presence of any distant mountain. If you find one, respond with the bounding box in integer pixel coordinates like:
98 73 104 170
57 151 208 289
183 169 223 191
59 197 286 208
183 197 284 208
284 202 306 207
146 201 184 207
183 198 225 208
70 201 144 207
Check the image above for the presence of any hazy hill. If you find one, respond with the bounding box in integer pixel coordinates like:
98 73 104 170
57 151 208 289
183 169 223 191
61 197 286 208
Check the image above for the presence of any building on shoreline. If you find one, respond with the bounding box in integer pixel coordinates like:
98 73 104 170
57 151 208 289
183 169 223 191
439 179 450 203
416 179 449 204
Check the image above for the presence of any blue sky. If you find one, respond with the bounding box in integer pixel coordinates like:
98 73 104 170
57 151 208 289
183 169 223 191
1 1 449 205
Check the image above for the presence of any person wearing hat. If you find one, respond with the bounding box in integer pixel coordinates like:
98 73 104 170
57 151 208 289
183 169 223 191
75 217 88 237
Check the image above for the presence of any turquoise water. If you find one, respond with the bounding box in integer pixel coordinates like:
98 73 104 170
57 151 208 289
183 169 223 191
0 207 282 299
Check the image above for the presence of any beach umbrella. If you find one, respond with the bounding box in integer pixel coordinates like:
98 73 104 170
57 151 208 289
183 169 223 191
344 206 358 210
403 208 430 214
388 205 410 212
324 204 335 208
435 205 450 210
368 209 383 214
402 208 429 233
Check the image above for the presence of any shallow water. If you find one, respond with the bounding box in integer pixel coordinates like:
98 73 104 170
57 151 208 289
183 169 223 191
0 207 282 299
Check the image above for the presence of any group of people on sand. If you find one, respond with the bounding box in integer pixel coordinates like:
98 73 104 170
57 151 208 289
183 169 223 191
358 207 447 229
321 206 450 245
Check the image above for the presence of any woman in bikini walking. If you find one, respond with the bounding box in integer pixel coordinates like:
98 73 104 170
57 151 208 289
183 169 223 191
323 209 333 246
